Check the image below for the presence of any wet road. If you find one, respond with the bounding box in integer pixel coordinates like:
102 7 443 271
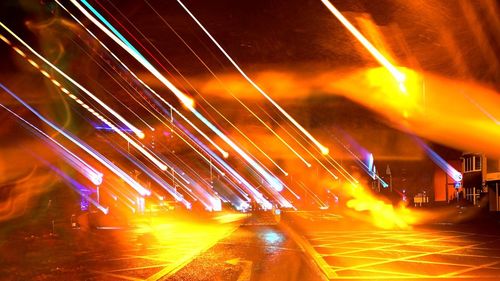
0 213 241 281
4 211 500 280
0 212 324 281
166 223 325 281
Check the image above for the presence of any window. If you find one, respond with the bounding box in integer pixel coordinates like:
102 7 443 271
464 157 471 172
475 156 481 171
464 155 482 173
487 158 500 173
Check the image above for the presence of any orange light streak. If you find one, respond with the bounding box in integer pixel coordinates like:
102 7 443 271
321 0 406 92
178 0 330 156
0 21 146 140
0 30 170 172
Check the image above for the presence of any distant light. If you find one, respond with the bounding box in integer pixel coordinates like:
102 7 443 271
320 146 329 155
262 231 283 245
91 173 103 185
95 125 134 133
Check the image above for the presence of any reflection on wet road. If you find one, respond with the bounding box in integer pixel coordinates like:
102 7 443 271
167 223 324 281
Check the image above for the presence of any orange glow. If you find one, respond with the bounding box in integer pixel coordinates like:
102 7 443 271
364 66 423 119
0 168 55 222
327 67 500 158
0 146 58 222
156 64 499 160
131 212 243 245
78 211 245 280
322 180 479 229
180 95 195 110
321 0 406 92
343 183 417 229
320 146 329 155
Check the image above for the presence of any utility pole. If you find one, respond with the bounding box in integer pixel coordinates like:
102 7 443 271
446 174 449 203
496 182 499 211
386 165 392 192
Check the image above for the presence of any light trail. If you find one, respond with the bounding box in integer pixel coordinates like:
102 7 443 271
93 0 194 96
0 83 151 196
160 122 232 180
130 139 225 211
0 26 172 172
193 93 293 173
240 111 312 168
190 109 284 192
320 0 406 92
297 181 329 209
56 1 231 159
177 0 330 156
325 155 359 184
177 123 273 209
258 106 340 180
161 132 253 203
165 106 229 159
0 99 103 186
57 1 172 121
61 7 212 178
461 90 500 125
0 22 145 140
105 138 192 208
153 118 233 189
71 42 156 131
74 0 194 109
124 0 293 174
105 179 138 205
260 102 362 185
71 0 284 192
332 136 389 187
59 0 230 162
313 0 465 188
415 138 462 182
45 161 109 214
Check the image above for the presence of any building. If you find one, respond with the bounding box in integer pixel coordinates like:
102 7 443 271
486 158 500 211
433 160 461 203
461 153 484 206
461 153 500 211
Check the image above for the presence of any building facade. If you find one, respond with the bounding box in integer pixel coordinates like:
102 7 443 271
486 158 500 211
461 153 500 211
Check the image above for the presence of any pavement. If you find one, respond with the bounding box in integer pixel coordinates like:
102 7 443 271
0 212 244 281
281 209 500 280
3 208 500 280
165 212 325 281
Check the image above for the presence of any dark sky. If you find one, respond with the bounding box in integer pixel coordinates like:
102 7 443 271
1 0 498 81
1 0 498 161
113 0 499 83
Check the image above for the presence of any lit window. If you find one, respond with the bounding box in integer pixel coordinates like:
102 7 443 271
464 155 481 173
465 157 472 172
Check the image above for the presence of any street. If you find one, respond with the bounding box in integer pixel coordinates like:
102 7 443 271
3 210 500 280
1 0 500 280
0 212 242 280
166 215 325 281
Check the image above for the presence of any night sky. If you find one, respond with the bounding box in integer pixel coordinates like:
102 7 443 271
1 0 498 192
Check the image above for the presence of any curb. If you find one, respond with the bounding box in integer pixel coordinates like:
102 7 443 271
278 219 335 280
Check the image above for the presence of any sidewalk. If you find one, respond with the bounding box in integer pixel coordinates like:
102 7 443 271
279 210 500 280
